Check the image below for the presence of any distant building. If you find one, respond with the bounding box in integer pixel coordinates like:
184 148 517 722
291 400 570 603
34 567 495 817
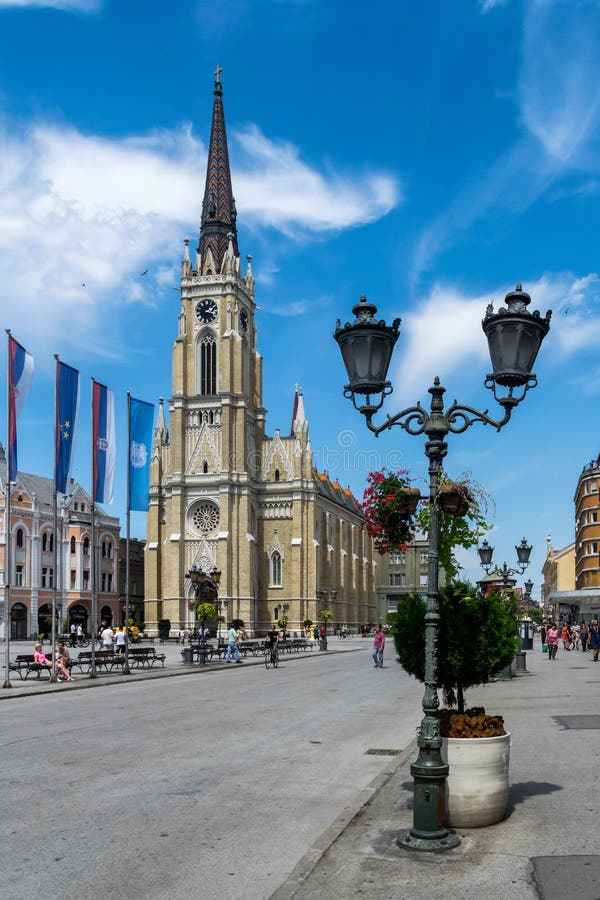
574 457 600 589
541 534 575 620
0 444 120 639
376 538 444 622
118 538 145 628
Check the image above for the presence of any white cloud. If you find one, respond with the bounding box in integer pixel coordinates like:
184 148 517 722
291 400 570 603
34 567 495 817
0 118 399 357
394 272 599 397
479 0 507 12
235 124 398 233
0 0 99 9
519 0 600 164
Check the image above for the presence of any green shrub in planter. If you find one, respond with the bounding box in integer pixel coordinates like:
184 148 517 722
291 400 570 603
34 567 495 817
391 582 520 713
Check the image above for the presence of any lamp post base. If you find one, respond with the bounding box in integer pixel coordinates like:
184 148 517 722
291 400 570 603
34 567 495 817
397 828 460 853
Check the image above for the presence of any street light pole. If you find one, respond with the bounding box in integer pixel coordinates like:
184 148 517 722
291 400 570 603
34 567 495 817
334 286 550 853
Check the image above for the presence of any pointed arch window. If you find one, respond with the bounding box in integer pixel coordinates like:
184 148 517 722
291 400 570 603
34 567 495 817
270 551 282 587
83 537 90 557
70 536 76 554
197 330 217 396
16 528 24 549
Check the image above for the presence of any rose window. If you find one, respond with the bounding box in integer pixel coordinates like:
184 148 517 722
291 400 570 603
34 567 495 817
192 502 219 535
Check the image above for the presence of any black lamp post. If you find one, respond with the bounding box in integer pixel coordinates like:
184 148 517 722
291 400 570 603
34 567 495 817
334 285 550 853
477 537 533 587
187 565 221 637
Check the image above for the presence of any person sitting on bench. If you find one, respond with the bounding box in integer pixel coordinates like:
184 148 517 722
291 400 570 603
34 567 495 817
33 643 72 682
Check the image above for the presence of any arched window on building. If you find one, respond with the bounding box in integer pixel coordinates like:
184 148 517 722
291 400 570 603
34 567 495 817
102 541 106 558
274 469 280 482
42 532 47 552
270 551 282 587
83 536 90 557
197 331 217 396
16 528 24 549
70 536 76 554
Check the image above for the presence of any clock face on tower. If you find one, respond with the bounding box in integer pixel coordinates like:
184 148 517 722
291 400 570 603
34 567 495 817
196 299 218 323
240 308 249 333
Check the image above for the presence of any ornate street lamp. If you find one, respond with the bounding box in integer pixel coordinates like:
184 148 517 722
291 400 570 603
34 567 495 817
334 285 550 853
477 538 532 585
187 565 221 637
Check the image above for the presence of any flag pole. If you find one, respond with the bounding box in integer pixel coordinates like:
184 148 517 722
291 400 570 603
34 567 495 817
51 355 62 682
123 391 132 675
3 330 13 689
90 378 97 678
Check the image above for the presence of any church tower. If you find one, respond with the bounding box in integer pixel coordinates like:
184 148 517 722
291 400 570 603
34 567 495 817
144 72 376 636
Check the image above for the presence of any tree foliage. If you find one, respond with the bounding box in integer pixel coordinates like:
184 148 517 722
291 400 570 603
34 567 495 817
390 583 521 713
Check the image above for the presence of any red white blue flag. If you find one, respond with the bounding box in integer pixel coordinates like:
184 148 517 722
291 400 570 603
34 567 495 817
92 379 115 504
8 335 34 483
55 360 80 494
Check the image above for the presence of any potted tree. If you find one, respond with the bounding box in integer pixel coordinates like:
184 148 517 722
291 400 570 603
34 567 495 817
278 615 289 642
391 582 521 827
318 609 333 650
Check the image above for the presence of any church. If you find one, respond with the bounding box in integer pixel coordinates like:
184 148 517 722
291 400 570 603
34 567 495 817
143 71 376 636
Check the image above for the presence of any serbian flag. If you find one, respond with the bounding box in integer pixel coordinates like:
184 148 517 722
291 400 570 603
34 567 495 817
55 360 80 494
128 396 154 511
92 379 116 505
8 335 34 482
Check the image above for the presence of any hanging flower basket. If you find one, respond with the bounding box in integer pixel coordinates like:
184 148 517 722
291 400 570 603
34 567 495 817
361 469 421 554
435 481 473 517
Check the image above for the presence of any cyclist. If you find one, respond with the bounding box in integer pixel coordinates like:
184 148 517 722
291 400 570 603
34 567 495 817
265 625 280 664
341 623 348 638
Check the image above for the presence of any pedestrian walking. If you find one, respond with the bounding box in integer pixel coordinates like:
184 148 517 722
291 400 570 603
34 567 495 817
372 624 385 668
102 624 114 650
589 620 600 661
546 622 559 660
115 627 126 654
225 625 242 663
76 623 84 646
581 621 588 652
178 628 185 645
70 623 77 647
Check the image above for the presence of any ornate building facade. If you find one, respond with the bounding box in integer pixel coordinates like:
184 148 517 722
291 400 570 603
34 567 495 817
0 445 121 639
144 73 375 635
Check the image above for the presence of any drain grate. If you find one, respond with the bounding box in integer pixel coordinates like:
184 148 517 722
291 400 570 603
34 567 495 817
553 715 600 730
365 748 401 756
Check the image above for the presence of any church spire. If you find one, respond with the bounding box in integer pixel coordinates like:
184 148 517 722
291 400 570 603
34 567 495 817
198 66 239 273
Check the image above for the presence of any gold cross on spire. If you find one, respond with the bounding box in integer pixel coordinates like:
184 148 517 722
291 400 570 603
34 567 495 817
214 64 223 84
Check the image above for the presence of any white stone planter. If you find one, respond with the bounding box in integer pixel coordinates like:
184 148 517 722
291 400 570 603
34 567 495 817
441 732 511 828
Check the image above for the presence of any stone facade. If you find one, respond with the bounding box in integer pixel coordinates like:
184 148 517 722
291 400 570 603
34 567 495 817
144 75 375 636
0 449 120 639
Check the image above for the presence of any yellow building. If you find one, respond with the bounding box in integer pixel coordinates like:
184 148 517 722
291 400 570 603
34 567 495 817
541 535 576 621
574 458 600 589
144 73 375 636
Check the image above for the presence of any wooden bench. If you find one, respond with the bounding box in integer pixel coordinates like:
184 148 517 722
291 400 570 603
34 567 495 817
7 654 72 680
127 647 166 668
72 651 126 674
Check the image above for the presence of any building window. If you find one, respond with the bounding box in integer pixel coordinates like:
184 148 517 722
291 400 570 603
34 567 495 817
70 570 76 589
420 574 428 587
16 528 24 548
107 573 113 592
270 551 282 587
70 536 76 554
199 332 217 396
41 568 54 588
101 573 106 591
274 469 280 482
42 533 48 552
83 571 90 590
83 537 90 556
191 501 220 536
390 551 405 565
15 564 23 587
107 541 112 559
389 573 406 586
420 551 428 564
102 541 106 558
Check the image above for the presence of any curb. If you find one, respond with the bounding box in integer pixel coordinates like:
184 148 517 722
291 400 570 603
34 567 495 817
269 738 418 900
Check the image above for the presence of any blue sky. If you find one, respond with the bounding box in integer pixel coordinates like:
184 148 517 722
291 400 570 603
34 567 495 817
1 0 599 594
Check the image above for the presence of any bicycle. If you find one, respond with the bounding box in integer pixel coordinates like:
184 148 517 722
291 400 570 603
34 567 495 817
337 631 350 640
264 646 279 669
